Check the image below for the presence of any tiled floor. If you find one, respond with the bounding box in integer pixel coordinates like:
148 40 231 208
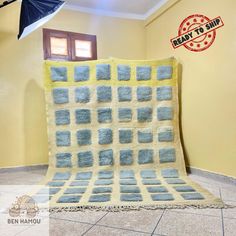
0 169 235 236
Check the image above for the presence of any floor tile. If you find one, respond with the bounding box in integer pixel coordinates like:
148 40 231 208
0 223 31 236
17 217 49 236
170 207 221 217
189 174 219 185
154 210 222 236
189 176 221 197
49 218 91 236
223 218 236 236
85 225 148 236
221 188 236 202
191 180 221 198
29 169 47 175
223 201 236 219
51 211 107 224
0 171 44 185
189 174 236 190
98 209 163 233
0 169 235 236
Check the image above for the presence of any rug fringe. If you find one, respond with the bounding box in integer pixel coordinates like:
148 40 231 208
48 202 234 213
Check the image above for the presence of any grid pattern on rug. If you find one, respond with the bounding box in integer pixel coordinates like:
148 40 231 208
36 58 223 208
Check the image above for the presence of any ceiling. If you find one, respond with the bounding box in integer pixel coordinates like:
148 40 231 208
64 0 168 19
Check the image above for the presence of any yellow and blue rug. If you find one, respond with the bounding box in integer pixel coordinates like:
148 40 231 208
39 57 224 210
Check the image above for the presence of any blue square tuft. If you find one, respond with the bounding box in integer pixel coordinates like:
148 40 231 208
137 107 152 122
97 86 112 102
77 129 91 146
156 86 172 101
142 179 161 185
75 172 92 180
117 65 131 81
174 186 196 192
159 147 176 163
51 67 67 82
157 66 172 80
118 87 132 102
138 129 153 143
120 186 140 193
151 193 174 201
161 168 179 178
77 151 93 167
64 188 86 194
52 88 69 104
136 66 151 81
99 149 113 166
57 195 81 203
95 179 113 185
118 108 132 122
120 170 135 179
137 87 152 101
120 179 137 185
55 110 70 125
166 179 186 184
89 194 111 202
53 172 71 180
75 87 90 103
138 149 154 164
120 149 133 165
74 66 89 81
98 171 114 179
120 194 142 201
140 169 156 179
56 131 71 146
96 64 111 80
158 126 174 142
47 181 65 187
181 193 204 200
56 153 72 168
97 108 112 123
75 109 91 124
98 128 113 145
157 107 173 121
92 187 112 194
147 186 168 193
119 129 133 144
70 181 89 186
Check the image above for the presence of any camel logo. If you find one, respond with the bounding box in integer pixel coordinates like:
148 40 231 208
8 195 41 224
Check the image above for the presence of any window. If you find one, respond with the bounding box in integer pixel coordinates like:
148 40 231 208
43 29 97 61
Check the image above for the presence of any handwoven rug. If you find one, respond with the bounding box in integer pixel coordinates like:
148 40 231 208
37 57 224 211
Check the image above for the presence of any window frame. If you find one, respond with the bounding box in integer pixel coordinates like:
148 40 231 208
43 28 97 61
